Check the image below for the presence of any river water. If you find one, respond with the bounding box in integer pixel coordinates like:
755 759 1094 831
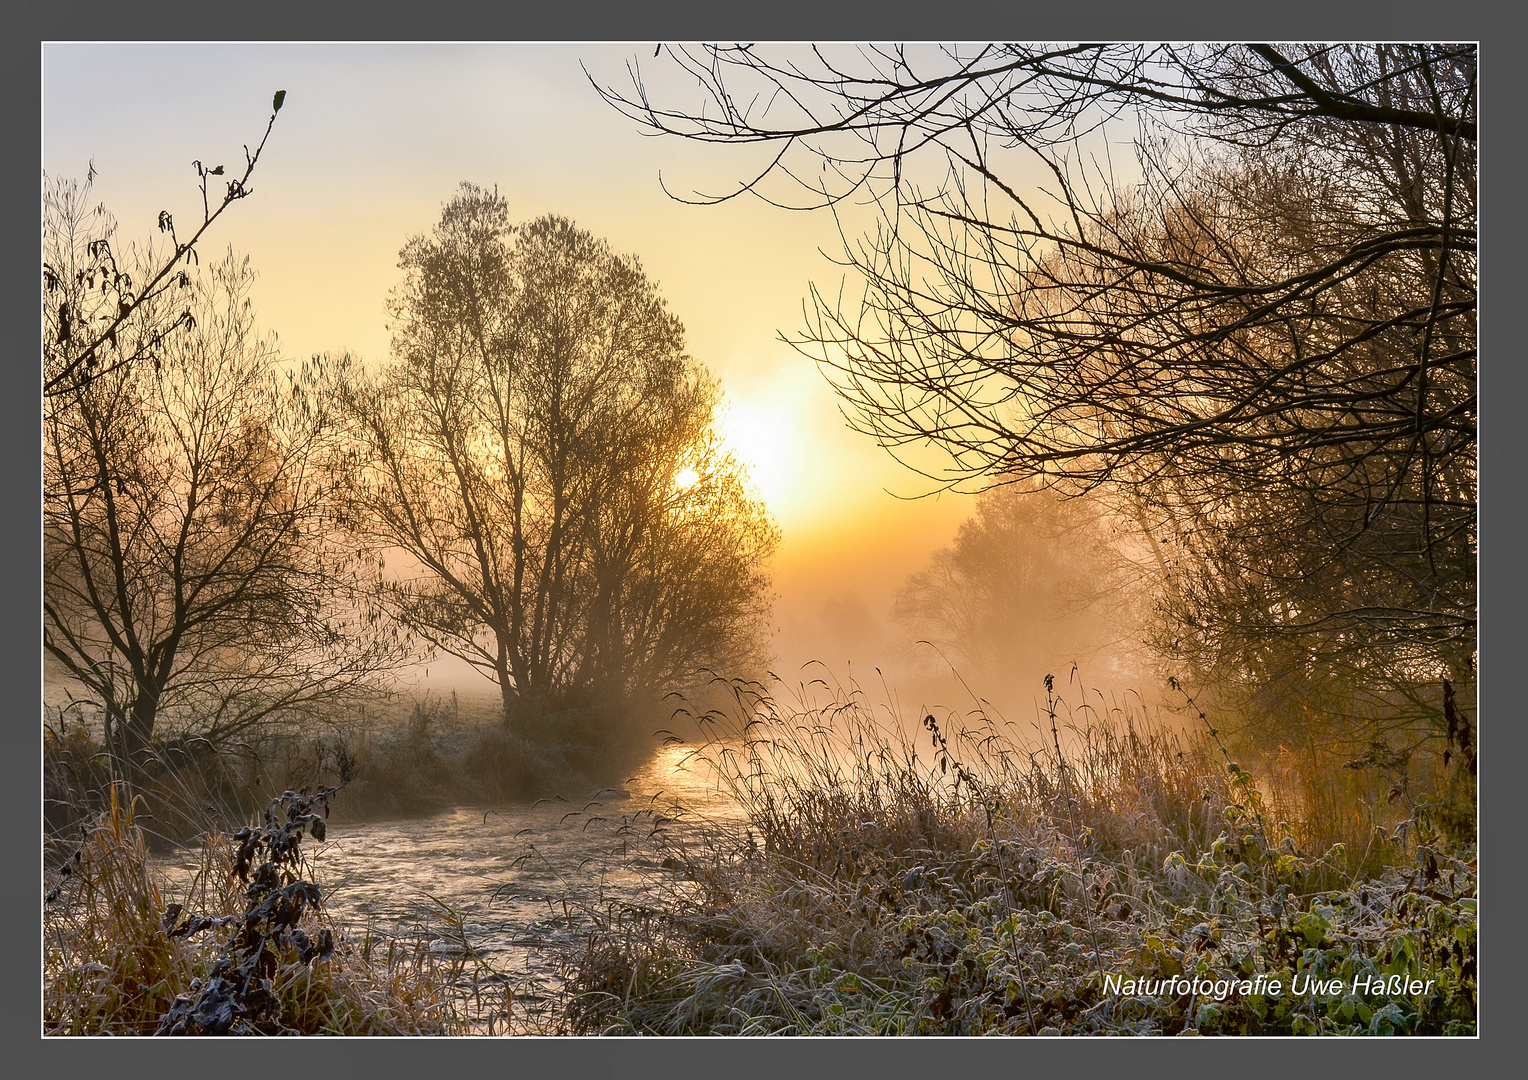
150 741 748 1032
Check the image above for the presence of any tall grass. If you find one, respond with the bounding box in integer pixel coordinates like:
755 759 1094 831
563 676 1477 1035
43 789 508 1035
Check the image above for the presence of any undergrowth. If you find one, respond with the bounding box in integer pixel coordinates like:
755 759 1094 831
562 676 1477 1036
42 786 510 1035
44 691 661 843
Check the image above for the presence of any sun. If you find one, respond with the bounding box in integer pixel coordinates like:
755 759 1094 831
718 397 801 514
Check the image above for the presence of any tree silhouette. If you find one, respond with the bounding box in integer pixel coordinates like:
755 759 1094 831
339 187 776 734
44 215 409 785
894 480 1133 688
44 92 285 398
598 43 1475 741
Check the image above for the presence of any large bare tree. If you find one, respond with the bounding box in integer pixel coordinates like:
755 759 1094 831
339 187 777 733
44 189 409 783
597 43 1476 751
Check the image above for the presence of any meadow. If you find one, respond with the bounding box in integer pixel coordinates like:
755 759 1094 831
43 674 1477 1036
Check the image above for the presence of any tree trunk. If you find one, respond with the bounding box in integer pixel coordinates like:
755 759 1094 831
498 665 520 737
111 690 158 793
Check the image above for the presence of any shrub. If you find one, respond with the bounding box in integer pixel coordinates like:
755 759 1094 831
43 788 490 1035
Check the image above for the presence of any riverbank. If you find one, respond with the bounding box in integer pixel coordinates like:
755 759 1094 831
561 682 1478 1036
43 682 1477 1036
43 741 737 1035
43 691 670 848
43 790 474 1035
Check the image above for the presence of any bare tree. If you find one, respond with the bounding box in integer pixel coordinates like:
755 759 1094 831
597 43 1476 737
44 195 409 784
43 91 285 398
339 187 776 733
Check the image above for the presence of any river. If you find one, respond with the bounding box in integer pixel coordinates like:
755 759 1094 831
150 741 748 1032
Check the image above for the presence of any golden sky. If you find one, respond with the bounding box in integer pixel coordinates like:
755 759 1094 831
43 43 984 693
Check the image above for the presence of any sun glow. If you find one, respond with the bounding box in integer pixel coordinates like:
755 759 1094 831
719 397 802 516
672 466 701 491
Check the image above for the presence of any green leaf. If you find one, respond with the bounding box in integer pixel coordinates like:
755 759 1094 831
273 90 287 113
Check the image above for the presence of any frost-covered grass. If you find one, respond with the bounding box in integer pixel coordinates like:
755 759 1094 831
43 789 498 1036
562 678 1477 1036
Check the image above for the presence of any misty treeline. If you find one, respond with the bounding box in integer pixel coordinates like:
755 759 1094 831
603 43 1476 812
891 480 1141 695
44 112 776 788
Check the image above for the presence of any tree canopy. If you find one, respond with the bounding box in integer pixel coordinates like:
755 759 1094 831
339 187 777 730
44 183 408 780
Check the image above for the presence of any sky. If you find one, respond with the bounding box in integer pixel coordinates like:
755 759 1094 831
42 43 1110 716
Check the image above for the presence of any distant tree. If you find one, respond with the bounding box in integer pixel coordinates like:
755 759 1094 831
43 199 408 785
893 480 1132 686
339 188 776 733
599 43 1475 750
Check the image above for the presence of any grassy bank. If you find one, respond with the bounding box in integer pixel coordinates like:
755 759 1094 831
42 678 1478 1036
562 679 1477 1035
42 787 519 1036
